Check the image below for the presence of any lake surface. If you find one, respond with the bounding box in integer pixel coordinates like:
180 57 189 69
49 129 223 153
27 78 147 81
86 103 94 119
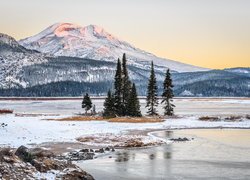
1 98 249 115
77 129 250 180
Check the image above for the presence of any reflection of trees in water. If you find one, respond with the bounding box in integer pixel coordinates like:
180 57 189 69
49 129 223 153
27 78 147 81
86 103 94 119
164 131 173 138
162 131 173 159
149 153 155 160
164 137 173 177
164 151 172 159
115 151 130 162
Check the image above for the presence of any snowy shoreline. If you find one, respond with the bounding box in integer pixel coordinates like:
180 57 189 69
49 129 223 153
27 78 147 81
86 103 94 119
1 113 250 149
1 98 250 149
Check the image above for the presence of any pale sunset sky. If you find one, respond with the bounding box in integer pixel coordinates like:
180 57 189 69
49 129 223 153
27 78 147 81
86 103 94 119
0 0 249 69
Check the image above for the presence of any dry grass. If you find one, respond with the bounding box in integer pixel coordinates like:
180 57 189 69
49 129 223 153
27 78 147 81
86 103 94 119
48 116 104 121
225 115 242 121
108 117 164 123
0 109 13 114
47 116 164 123
198 116 220 121
15 113 60 117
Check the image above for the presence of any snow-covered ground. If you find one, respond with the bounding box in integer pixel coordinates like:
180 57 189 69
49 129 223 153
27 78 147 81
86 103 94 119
0 98 249 148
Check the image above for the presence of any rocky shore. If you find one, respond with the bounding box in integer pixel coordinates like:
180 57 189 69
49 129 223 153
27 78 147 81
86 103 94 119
0 146 94 179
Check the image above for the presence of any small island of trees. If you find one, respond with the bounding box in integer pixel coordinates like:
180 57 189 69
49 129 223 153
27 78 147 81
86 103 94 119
82 53 175 120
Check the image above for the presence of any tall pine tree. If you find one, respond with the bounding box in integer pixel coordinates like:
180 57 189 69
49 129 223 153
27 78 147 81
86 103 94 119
82 93 92 114
121 53 132 115
113 58 123 116
162 69 175 116
103 90 116 118
146 61 158 116
127 83 142 117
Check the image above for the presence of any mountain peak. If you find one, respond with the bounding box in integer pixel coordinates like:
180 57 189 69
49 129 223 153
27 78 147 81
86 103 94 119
19 22 209 72
20 23 119 43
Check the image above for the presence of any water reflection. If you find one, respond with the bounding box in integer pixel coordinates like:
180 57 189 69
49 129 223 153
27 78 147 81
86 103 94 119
164 130 173 138
78 130 250 180
149 153 155 160
115 152 130 162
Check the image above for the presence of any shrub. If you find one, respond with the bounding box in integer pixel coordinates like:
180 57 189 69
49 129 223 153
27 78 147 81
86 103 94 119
198 116 220 121
225 116 242 121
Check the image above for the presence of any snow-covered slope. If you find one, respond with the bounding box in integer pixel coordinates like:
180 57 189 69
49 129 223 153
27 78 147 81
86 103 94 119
0 33 48 88
225 67 250 77
0 33 165 89
19 23 208 73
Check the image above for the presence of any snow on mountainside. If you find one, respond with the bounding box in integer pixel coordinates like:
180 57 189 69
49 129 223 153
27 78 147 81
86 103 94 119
0 33 166 90
0 33 48 88
0 33 19 47
225 68 250 77
19 23 208 72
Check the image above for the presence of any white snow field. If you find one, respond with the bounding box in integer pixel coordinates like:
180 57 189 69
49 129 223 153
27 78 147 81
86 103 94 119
0 98 250 148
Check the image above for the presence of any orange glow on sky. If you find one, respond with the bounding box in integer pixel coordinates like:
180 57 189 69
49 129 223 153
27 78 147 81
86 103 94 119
0 0 249 69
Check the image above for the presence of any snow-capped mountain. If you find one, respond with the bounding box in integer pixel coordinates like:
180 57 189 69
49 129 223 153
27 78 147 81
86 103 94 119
0 33 48 88
19 23 208 73
0 33 165 89
1 27 248 97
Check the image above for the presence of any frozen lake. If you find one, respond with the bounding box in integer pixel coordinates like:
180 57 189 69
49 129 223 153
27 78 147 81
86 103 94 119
0 98 250 148
77 129 250 180
0 98 250 116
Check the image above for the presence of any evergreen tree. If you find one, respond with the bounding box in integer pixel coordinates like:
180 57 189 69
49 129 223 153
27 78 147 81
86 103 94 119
162 69 175 116
127 83 142 117
121 53 132 115
103 90 116 118
113 58 123 116
146 61 158 116
82 93 92 114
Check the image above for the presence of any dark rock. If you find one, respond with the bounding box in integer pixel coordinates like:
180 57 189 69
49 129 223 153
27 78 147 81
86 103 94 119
90 149 94 152
111 147 115 152
70 151 79 157
80 149 89 153
67 151 95 161
15 146 33 162
170 137 190 142
83 153 95 160
99 148 104 153
105 147 110 151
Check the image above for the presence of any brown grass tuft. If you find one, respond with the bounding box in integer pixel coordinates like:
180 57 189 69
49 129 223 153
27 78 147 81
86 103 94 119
198 116 220 121
48 116 104 121
108 117 164 123
225 115 242 121
0 109 13 114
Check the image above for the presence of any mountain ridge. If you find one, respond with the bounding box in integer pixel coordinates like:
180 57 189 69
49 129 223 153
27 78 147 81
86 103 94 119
0 31 249 97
